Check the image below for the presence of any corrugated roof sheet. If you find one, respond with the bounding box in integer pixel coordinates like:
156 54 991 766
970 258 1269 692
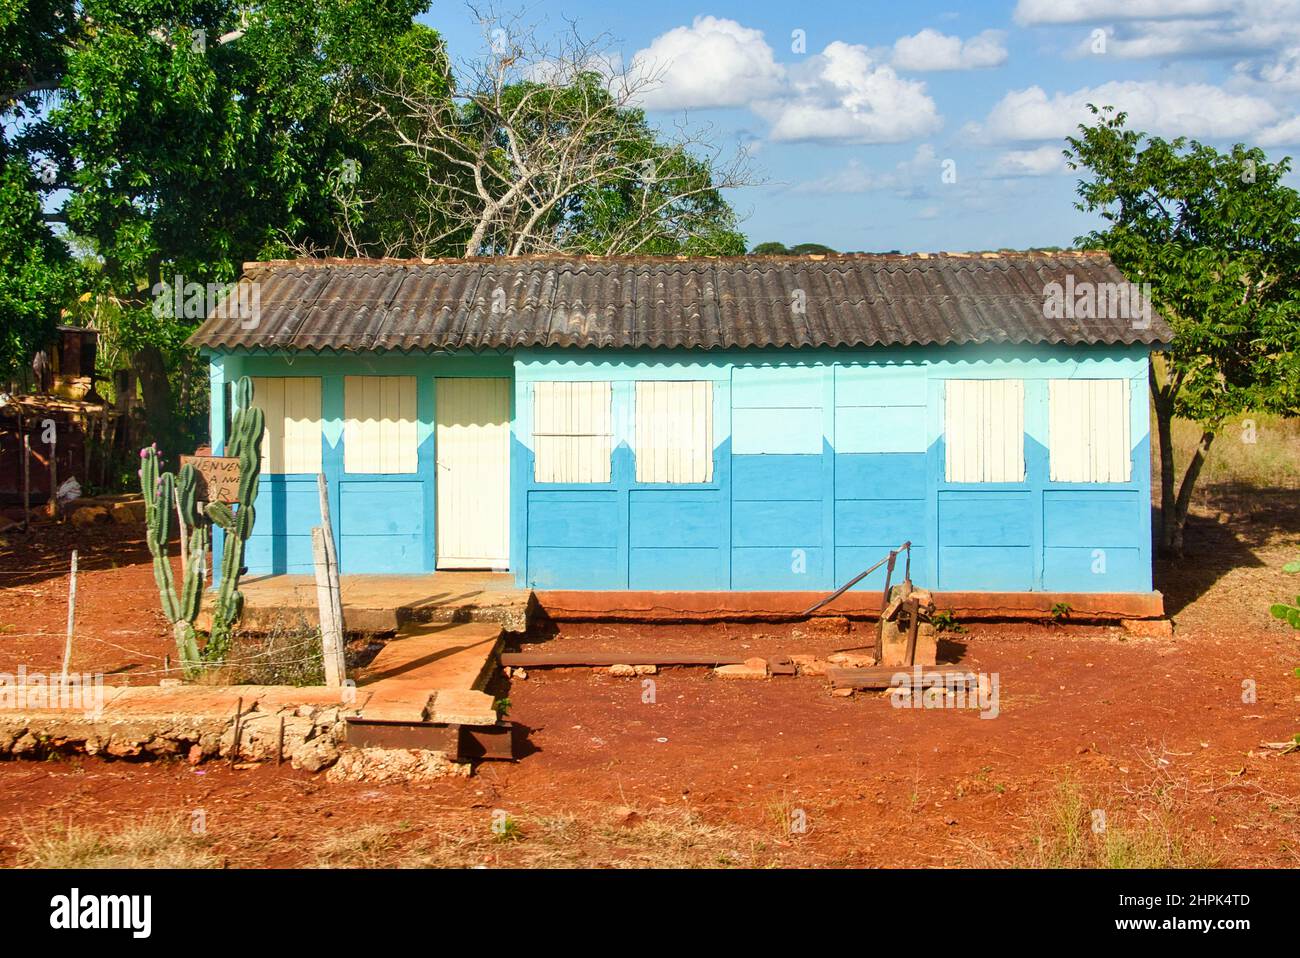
187 252 1172 352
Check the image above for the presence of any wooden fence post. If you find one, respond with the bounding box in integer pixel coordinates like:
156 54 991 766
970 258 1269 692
313 472 346 688
21 423 30 531
61 550 77 687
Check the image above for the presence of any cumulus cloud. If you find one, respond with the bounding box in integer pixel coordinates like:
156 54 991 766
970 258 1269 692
969 80 1279 142
757 42 942 144
793 144 942 193
892 29 1008 71
628 16 784 110
990 146 1069 177
1013 0 1237 25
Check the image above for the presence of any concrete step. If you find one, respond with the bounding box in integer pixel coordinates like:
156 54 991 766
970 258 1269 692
354 621 504 724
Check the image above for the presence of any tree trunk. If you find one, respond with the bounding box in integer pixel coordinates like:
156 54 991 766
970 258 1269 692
1150 363 1178 556
1167 430 1215 558
132 344 174 453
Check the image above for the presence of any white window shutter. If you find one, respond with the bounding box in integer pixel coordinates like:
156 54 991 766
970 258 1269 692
532 381 613 483
944 380 1025 483
634 381 713 483
343 376 418 474
1049 379 1131 483
250 377 322 475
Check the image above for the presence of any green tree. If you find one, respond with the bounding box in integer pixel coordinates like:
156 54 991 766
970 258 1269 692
0 0 82 379
18 0 442 450
1066 106 1300 556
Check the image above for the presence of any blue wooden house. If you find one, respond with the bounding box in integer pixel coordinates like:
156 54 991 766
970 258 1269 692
189 252 1170 607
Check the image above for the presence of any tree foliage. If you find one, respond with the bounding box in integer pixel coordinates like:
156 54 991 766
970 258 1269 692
1066 106 1300 555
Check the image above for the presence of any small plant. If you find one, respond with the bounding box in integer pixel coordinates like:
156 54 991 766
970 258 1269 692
494 696 512 719
931 609 966 634
492 815 523 843
1049 602 1073 624
1268 557 1300 628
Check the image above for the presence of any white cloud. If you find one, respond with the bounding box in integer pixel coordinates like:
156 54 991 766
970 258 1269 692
1013 0 1237 25
892 29 1008 71
1257 115 1300 145
991 145 1069 177
628 16 784 110
794 144 942 193
970 81 1279 142
757 42 942 144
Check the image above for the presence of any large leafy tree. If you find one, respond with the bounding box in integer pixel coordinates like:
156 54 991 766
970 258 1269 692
1066 106 1300 556
0 0 81 379
11 0 444 449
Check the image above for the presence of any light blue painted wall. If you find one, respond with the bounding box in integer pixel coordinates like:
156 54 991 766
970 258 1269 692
204 343 1155 595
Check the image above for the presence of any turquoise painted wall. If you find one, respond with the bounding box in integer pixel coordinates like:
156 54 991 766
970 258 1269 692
205 344 1154 595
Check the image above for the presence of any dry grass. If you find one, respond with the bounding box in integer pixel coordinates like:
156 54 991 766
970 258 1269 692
1020 779 1217 869
1165 413 1300 495
17 814 221 869
307 805 787 869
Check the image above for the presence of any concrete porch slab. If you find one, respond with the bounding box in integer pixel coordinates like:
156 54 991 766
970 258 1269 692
199 571 531 633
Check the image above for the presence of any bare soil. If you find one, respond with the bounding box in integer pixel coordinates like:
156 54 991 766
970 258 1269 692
0 492 1297 868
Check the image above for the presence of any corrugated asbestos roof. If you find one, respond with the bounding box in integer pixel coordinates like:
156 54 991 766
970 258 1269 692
187 252 1171 352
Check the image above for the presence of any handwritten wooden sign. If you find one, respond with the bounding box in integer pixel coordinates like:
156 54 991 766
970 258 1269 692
180 455 241 503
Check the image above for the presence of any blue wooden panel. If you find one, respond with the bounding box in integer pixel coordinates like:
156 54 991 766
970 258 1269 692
732 407 823 454
732 499 822 547
340 534 423 573
629 547 725 589
938 546 1034 590
732 366 822 408
245 535 314 575
835 453 927 499
732 454 823 500
527 547 622 589
526 493 619 547
939 491 1033 546
1044 490 1141 548
836 365 927 407
836 406 926 453
731 547 824 589
1043 546 1145 592
339 481 425 536
629 491 722 548
835 499 926 545
835 545 931 590
253 478 320 538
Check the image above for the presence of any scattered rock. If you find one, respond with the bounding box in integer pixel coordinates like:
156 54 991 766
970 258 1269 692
290 735 340 773
326 747 471 783
607 664 637 677
632 664 656 675
109 500 146 525
790 654 830 676
827 651 877 669
512 669 528 681
70 505 110 529
715 662 767 680
831 687 855 698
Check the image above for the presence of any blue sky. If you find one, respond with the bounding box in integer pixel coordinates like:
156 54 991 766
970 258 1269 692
422 1 1300 253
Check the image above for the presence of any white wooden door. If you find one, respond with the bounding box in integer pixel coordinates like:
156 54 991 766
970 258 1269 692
435 378 511 569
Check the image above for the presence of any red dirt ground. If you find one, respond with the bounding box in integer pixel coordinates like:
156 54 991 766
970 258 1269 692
0 493 1298 867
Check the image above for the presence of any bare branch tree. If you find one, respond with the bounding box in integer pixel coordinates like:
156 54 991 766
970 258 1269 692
343 3 756 258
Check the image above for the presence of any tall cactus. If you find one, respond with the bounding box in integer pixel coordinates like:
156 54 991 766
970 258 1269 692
140 447 208 670
138 376 262 675
206 377 264 661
